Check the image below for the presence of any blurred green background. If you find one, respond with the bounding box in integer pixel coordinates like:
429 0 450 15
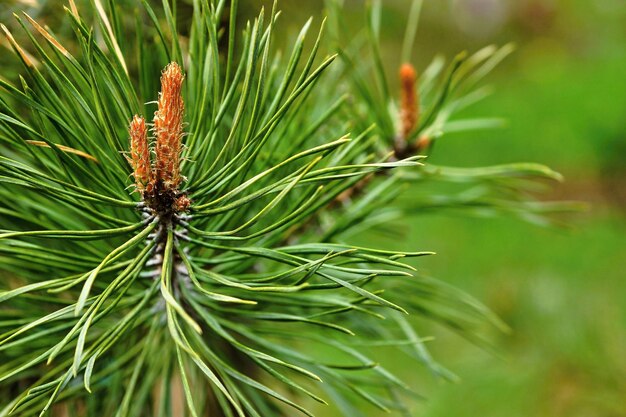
2 0 625 416
257 1 626 416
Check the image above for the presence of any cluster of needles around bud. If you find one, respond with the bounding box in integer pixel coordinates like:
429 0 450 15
334 63 427 208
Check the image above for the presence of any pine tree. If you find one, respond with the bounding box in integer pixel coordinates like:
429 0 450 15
0 1 572 416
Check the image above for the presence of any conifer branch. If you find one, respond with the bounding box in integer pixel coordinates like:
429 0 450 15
0 1 577 416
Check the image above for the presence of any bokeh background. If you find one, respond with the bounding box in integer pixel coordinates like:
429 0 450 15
2 0 625 416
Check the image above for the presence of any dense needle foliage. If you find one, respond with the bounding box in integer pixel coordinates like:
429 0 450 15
0 1 570 416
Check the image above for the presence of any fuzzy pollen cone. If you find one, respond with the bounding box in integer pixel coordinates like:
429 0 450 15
128 115 151 191
154 62 185 191
399 63 419 141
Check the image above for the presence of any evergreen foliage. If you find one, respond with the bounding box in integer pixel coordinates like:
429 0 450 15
0 1 571 416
